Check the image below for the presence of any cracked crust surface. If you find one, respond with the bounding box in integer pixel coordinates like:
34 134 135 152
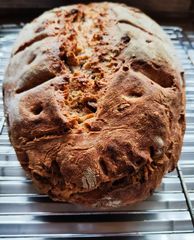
3 2 185 208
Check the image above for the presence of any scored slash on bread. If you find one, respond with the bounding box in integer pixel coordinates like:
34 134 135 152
3 2 185 208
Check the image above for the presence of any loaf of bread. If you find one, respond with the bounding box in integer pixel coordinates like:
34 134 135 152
3 2 185 208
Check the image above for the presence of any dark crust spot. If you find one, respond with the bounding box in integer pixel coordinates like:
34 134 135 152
99 158 109 176
51 160 62 177
112 176 128 187
85 100 97 113
129 91 143 98
31 104 43 115
149 146 155 159
33 172 49 184
106 145 118 163
71 9 79 14
128 165 135 173
121 35 131 44
178 113 185 125
66 8 79 17
122 66 129 72
134 156 146 166
51 160 65 187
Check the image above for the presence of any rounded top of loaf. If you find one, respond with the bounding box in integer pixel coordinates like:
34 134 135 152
3 2 185 208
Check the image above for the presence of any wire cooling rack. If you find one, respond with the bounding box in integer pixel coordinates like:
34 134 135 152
0 24 194 239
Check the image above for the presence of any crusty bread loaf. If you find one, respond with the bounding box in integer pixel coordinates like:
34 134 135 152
3 2 185 208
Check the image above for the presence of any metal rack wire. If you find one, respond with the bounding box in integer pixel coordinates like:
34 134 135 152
0 24 194 239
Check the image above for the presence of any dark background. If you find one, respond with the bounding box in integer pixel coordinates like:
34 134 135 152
0 0 194 29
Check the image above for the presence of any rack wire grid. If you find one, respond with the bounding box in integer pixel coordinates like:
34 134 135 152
0 24 194 240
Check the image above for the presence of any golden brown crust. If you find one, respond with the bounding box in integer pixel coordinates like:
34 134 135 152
3 2 185 208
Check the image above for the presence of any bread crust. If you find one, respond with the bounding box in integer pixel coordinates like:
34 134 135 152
3 2 185 208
